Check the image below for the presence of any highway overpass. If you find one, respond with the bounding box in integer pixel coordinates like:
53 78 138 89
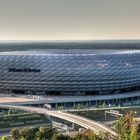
0 104 117 136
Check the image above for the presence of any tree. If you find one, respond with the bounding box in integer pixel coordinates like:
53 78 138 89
19 127 36 140
0 137 10 140
52 134 72 140
8 109 20 115
98 132 117 140
74 129 99 140
114 112 135 140
35 127 57 140
11 128 20 140
11 127 39 140
130 123 140 140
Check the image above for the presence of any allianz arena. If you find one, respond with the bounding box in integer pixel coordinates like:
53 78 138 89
0 49 140 95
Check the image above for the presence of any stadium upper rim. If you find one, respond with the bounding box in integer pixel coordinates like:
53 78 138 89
0 49 140 56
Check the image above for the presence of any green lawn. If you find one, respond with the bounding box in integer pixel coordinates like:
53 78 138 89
0 113 51 130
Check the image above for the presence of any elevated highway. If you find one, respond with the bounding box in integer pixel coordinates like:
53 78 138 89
0 104 117 136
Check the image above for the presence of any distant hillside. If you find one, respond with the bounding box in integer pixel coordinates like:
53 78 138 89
0 40 140 51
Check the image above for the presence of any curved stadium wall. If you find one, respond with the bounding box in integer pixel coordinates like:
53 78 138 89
0 49 140 95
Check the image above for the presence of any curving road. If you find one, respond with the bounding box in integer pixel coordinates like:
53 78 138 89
0 104 117 136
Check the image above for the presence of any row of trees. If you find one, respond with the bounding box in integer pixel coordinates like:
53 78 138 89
0 127 57 140
0 111 140 140
0 128 112 140
10 127 57 140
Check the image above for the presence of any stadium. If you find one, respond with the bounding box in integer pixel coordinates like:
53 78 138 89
0 48 140 97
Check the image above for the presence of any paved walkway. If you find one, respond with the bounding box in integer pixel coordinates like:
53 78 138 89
0 96 35 103
1 90 140 105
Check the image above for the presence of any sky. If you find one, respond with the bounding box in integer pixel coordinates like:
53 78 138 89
0 0 140 40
